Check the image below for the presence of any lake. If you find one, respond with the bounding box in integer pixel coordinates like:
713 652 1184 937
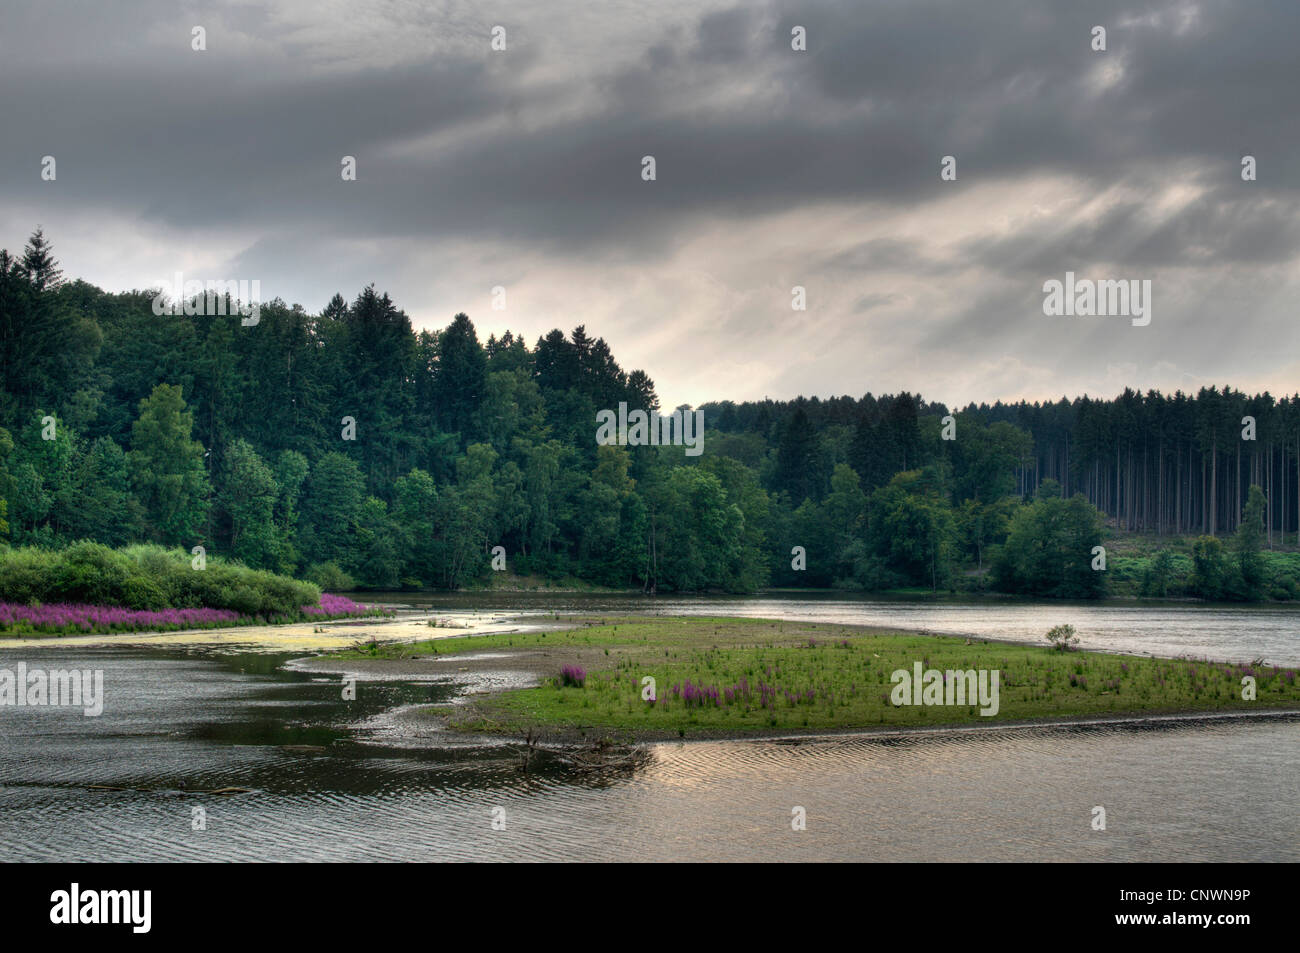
2 593 1297 862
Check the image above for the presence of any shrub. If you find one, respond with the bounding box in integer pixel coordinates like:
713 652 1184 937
0 543 319 618
1045 624 1079 652
0 547 53 603
49 541 133 605
225 584 264 617
1190 535 1233 600
122 575 168 610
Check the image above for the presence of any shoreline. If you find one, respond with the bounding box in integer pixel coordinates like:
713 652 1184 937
293 615 1300 744
366 695 1300 747
365 585 1300 608
6 585 1300 650
0 609 453 653
5 607 1298 744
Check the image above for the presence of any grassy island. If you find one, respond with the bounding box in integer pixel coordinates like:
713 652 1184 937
334 616 1300 740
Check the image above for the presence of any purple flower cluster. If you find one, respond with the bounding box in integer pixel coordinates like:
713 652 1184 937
1 591 391 636
661 676 798 711
0 601 240 633
671 679 722 708
781 688 819 705
560 665 586 687
1222 664 1296 685
302 593 378 618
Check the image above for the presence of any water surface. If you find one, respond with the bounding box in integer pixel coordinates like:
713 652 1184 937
2 634 1296 862
376 590 1300 667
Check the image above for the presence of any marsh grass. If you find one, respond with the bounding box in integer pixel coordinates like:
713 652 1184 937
337 616 1300 736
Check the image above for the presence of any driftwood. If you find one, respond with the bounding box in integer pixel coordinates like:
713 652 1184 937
508 728 651 777
85 784 254 795
510 725 542 773
548 745 652 775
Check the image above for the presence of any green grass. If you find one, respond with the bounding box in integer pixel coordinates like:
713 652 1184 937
335 616 1300 738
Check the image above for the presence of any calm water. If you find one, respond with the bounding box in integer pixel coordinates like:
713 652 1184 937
377 590 1300 667
3 594 1298 862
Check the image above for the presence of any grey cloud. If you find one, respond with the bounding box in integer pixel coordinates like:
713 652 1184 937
3 0 1300 405
853 292 902 312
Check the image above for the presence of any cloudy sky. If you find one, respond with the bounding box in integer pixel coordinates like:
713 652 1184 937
2 0 1298 409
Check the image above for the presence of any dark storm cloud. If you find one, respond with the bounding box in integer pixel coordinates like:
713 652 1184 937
5 0 1298 251
2 0 1299 403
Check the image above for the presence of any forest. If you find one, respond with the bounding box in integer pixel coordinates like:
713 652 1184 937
1 229 1295 600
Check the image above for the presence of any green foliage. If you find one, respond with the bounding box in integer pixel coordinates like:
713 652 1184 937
221 439 284 571
433 313 487 440
127 384 210 545
958 496 1020 571
862 469 957 591
950 417 1033 503
305 561 356 592
354 496 403 588
1190 535 1231 600
0 542 321 615
992 492 1107 598
300 452 365 569
651 467 749 592
1045 623 1079 651
1140 549 1176 597
0 426 11 539
1235 485 1267 599
3 230 1297 602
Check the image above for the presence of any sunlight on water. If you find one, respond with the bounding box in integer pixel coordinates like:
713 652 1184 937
369 591 1300 667
2 636 1296 862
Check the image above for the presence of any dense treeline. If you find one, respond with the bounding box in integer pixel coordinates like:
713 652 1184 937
707 383 1300 545
0 229 1291 599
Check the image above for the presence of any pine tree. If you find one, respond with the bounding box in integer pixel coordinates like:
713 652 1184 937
20 227 63 291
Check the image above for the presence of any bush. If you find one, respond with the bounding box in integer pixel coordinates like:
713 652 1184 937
224 584 263 617
1045 624 1079 651
1190 535 1236 600
52 541 136 605
0 547 52 603
0 543 320 617
122 576 168 610
1138 550 1175 597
